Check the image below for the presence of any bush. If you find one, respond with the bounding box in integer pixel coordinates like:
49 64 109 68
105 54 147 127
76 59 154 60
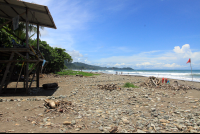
55 70 100 76
123 82 138 88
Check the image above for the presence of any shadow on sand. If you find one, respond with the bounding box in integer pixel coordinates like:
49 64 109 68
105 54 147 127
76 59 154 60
0 87 59 97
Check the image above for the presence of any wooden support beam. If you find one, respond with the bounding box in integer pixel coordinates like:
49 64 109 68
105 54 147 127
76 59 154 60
0 52 15 94
36 63 40 88
0 48 30 52
28 61 40 75
4 62 16 88
26 7 29 94
37 24 40 88
0 60 42 63
37 49 45 59
15 51 26 59
29 64 39 89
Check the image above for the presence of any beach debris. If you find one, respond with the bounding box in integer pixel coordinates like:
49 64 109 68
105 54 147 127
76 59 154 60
140 76 161 87
76 74 83 77
140 76 197 91
44 99 60 109
43 83 58 90
97 84 120 91
44 99 73 115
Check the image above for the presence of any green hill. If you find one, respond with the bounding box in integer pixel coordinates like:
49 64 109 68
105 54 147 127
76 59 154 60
64 61 134 70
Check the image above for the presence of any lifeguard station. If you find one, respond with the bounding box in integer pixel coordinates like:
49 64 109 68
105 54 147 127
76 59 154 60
0 0 56 94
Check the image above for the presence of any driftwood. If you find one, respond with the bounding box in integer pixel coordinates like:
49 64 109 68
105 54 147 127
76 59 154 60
140 76 198 91
141 76 161 87
76 74 83 77
97 84 120 91
44 99 60 109
44 99 73 115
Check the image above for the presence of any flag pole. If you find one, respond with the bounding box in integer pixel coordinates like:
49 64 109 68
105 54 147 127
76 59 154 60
190 58 193 81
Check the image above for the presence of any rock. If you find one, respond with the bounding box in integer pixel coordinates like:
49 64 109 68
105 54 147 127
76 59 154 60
45 122 51 126
110 126 118 133
99 126 103 131
75 128 81 131
151 108 156 112
190 130 198 133
63 121 71 125
32 121 37 125
71 120 76 125
175 124 186 131
122 118 129 124
159 119 170 123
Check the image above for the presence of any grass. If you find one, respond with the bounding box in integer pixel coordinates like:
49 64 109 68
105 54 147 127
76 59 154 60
123 82 139 88
55 70 100 76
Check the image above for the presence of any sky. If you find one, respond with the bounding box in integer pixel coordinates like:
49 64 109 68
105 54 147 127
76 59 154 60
23 0 200 70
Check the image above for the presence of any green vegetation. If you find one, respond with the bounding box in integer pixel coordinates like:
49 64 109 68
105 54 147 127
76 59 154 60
0 18 73 74
55 70 100 76
123 82 138 88
29 39 73 73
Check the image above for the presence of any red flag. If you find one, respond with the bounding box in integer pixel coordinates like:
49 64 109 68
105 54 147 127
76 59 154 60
186 58 191 64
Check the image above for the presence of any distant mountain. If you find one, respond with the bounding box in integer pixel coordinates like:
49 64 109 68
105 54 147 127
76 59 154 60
64 62 134 70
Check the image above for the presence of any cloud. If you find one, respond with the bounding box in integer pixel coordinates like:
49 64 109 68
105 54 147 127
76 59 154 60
173 44 190 54
136 62 151 66
163 63 181 68
65 50 83 58
95 44 200 69
114 63 126 66
40 28 49 36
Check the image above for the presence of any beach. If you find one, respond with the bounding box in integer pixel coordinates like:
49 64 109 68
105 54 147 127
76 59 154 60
0 73 200 133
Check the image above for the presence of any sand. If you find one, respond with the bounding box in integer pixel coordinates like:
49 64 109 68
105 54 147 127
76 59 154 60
0 73 200 133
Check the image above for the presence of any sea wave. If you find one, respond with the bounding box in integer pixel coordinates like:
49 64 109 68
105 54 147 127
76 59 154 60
83 69 200 82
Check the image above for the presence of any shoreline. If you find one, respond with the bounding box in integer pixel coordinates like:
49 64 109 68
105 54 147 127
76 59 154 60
81 69 200 83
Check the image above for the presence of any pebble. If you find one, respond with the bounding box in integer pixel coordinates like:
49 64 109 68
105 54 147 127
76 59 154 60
63 121 71 125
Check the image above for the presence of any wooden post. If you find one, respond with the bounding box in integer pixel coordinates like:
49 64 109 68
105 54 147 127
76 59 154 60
37 24 40 88
26 8 29 94
190 58 193 81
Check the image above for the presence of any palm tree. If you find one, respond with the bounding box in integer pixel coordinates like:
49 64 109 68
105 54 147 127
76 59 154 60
2 18 44 44
12 22 44 44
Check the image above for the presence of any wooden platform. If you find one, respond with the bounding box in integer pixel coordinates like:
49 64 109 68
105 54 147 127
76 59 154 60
0 47 47 94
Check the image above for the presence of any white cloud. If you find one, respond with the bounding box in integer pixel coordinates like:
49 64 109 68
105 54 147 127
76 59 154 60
65 50 83 58
136 62 151 66
40 28 49 37
163 63 181 68
95 44 200 69
173 44 190 54
114 63 126 66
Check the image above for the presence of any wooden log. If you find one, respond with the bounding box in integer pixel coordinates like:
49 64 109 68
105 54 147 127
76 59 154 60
43 83 58 89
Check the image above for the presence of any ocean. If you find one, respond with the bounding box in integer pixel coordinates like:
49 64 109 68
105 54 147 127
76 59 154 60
82 69 200 82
